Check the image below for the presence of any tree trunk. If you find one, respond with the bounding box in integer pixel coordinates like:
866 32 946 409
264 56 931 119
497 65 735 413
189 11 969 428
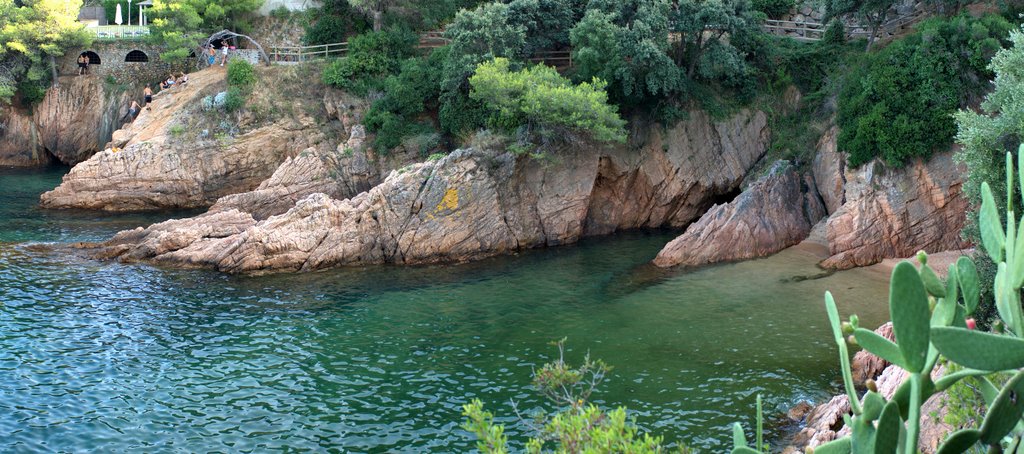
865 10 887 52
49 55 59 87
373 10 383 32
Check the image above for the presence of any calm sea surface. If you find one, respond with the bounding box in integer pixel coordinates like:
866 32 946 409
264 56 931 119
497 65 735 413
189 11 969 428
0 166 891 452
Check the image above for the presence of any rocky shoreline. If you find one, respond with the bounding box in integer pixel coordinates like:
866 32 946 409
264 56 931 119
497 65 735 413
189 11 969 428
30 71 965 276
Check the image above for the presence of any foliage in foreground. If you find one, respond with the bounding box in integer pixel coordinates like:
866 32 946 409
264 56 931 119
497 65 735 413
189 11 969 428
469 58 627 144
956 25 1024 248
463 339 690 453
732 150 1024 453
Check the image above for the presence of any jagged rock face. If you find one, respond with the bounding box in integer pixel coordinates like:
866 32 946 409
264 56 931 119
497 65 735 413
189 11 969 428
40 68 326 211
77 108 770 273
0 107 49 166
820 151 968 270
812 126 846 215
652 161 825 267
584 109 769 234
0 76 132 166
209 125 420 220
851 321 894 385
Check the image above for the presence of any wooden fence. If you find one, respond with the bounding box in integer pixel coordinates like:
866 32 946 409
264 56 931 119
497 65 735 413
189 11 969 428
269 31 451 63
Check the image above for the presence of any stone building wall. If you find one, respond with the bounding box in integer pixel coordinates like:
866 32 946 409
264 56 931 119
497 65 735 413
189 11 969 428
62 42 196 86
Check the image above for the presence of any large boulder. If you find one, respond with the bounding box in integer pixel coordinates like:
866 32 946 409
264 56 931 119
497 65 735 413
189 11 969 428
583 109 770 234
652 161 825 267
820 151 968 270
812 126 846 215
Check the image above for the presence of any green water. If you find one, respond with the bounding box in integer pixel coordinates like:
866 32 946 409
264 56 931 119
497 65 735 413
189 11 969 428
0 167 892 452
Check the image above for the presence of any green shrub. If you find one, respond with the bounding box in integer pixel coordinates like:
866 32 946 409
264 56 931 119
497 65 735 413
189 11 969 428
463 339 690 453
751 0 794 18
838 14 1011 167
469 58 627 143
302 0 369 45
269 5 290 19
227 59 256 88
823 19 845 44
320 27 417 94
17 79 48 106
224 86 246 112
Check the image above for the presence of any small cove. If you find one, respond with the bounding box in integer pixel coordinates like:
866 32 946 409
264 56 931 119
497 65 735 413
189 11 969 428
0 166 891 452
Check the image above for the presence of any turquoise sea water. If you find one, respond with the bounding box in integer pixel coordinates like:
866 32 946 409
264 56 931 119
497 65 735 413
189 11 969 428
0 166 892 452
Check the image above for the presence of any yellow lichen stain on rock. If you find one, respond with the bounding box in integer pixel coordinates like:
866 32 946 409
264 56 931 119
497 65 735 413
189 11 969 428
435 188 459 213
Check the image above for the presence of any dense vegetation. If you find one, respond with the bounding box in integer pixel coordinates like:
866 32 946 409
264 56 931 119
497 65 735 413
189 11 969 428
0 0 91 106
838 14 1010 167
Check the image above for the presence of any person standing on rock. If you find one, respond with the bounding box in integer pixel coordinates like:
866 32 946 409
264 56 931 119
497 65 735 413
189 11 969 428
219 43 229 66
78 54 87 76
143 85 153 110
207 45 216 67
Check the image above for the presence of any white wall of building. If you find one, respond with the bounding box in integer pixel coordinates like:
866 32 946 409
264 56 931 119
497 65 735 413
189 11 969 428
257 0 322 15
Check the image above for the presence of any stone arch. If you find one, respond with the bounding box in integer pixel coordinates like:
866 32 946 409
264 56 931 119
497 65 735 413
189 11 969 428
201 30 270 65
81 51 101 65
125 50 150 62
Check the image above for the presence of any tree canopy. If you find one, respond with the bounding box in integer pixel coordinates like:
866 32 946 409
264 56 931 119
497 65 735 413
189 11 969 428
469 57 627 143
147 0 261 61
0 0 91 105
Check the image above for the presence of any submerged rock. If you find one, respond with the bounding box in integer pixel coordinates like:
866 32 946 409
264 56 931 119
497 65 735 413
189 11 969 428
652 161 825 268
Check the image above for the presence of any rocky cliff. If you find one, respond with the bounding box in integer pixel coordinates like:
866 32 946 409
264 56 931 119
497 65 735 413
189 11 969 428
1 75 133 167
76 109 771 273
817 148 968 270
39 67 336 211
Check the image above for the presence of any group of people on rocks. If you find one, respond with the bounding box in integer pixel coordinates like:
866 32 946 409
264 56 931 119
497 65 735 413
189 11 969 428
116 40 233 125
122 71 190 124
205 42 231 67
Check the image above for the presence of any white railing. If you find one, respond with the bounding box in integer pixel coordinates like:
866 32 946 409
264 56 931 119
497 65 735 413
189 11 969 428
90 25 151 40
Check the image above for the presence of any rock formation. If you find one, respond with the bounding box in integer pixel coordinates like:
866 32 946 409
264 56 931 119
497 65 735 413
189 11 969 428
1 75 133 166
77 108 771 273
819 151 968 270
40 68 329 211
850 322 893 385
812 127 845 215
652 161 826 267
209 125 420 220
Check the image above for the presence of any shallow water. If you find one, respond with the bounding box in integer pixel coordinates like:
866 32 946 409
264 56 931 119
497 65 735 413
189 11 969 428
0 166 892 452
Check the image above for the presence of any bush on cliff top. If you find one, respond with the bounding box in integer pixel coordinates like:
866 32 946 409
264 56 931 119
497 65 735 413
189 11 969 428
838 14 1011 168
469 58 627 144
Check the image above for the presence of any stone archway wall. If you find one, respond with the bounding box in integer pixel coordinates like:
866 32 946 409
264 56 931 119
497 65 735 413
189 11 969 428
60 42 195 85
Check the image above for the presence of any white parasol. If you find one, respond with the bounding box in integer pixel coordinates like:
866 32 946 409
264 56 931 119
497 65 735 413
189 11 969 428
114 3 122 25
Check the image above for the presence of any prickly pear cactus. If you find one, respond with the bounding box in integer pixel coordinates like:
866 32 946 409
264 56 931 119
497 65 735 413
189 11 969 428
730 147 1024 454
